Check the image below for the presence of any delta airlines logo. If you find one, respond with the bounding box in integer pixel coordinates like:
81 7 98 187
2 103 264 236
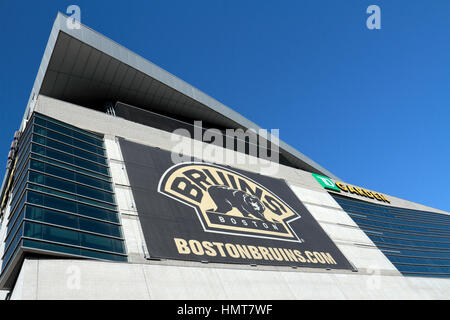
158 162 303 243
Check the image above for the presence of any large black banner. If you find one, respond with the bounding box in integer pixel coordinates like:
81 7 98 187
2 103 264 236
119 138 353 270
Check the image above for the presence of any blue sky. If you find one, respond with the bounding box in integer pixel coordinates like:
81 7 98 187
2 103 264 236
0 0 449 212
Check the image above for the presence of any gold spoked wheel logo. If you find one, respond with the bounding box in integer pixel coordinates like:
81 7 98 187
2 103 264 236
158 162 303 243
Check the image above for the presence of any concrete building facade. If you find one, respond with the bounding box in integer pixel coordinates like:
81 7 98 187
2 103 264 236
0 13 449 299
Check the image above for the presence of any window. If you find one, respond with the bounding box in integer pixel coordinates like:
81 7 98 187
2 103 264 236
1 113 126 283
31 144 110 176
332 193 450 277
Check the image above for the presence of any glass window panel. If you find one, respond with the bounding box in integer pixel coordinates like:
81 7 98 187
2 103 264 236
381 247 450 259
45 192 76 212
14 143 32 174
79 233 124 253
9 191 27 228
387 255 450 266
24 221 43 239
28 171 45 185
22 239 81 256
80 249 127 262
332 194 450 278
30 153 111 182
45 162 75 180
10 172 29 210
24 191 117 224
43 119 73 137
345 207 450 229
79 217 121 238
28 162 114 201
72 147 107 165
28 183 116 210
396 264 450 275
350 214 450 234
76 184 114 203
25 206 44 221
31 144 110 177
2 228 24 268
45 127 72 145
45 137 73 154
27 190 44 205
28 184 77 202
41 224 79 246
77 203 118 223
33 125 48 137
32 134 46 145
44 173 76 194
34 124 105 156
13 155 30 183
24 205 122 237
71 137 104 155
74 157 109 175
72 131 104 147
26 206 78 229
32 135 107 165
29 160 45 173
34 113 103 141
17 134 31 153
335 195 449 221
5 209 26 247
75 173 112 191
40 145 72 163
8 114 126 265
112 238 125 253
33 116 47 127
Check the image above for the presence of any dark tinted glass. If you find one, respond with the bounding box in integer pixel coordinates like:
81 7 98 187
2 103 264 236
1 113 126 280
31 144 110 176
332 194 450 277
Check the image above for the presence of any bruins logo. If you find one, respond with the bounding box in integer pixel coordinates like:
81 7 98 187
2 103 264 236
158 162 302 242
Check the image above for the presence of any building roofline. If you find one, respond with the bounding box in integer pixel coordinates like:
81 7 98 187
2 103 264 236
22 12 339 180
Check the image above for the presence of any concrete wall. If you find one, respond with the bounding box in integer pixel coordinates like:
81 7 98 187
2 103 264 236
5 95 450 299
10 258 450 300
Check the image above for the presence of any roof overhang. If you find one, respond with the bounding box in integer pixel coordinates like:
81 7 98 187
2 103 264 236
23 12 338 179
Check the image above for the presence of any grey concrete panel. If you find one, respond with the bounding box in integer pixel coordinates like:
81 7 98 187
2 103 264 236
9 258 450 300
